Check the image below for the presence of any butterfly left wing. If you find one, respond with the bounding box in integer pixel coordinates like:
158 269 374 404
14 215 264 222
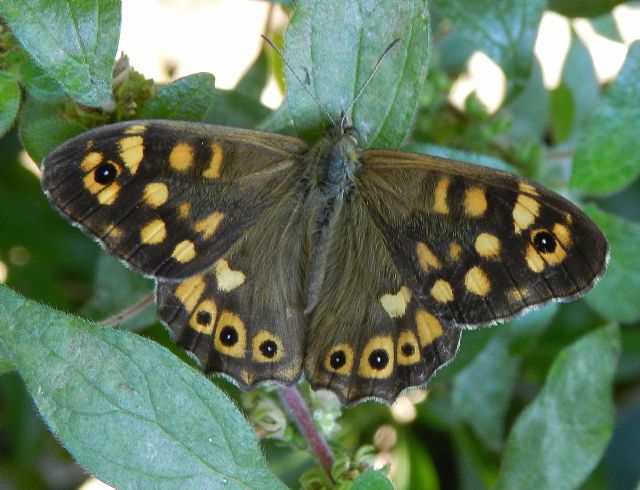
41 120 309 279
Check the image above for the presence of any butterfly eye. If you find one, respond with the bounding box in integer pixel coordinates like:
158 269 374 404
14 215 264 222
94 162 119 185
219 325 238 346
532 230 557 254
368 349 390 370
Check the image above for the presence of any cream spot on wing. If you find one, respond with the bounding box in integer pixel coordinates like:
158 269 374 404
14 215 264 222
324 343 355 375
507 287 530 303
140 219 167 245
172 240 196 263
380 286 411 318
415 309 443 347
475 233 501 258
464 266 491 296
433 177 450 214
252 330 284 363
464 187 488 217
417 242 442 271
178 202 191 219
124 124 146 135
430 279 454 303
119 136 144 174
553 222 572 247
449 242 462 261
518 181 539 196
194 212 224 239
397 330 421 366
80 151 103 172
358 336 394 379
526 244 546 272
513 194 540 233
174 274 205 312
96 183 121 205
214 310 247 358
169 142 194 172
214 259 246 292
203 143 223 179
189 299 217 334
143 182 169 208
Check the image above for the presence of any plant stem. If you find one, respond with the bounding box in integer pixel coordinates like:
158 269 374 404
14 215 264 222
278 386 335 479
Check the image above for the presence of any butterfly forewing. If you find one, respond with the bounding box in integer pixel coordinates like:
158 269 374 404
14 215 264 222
41 120 308 279
358 150 609 327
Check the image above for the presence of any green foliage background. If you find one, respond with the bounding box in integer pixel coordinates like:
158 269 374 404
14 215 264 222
0 0 639 488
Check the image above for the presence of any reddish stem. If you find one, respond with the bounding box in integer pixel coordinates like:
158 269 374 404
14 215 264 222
278 386 335 479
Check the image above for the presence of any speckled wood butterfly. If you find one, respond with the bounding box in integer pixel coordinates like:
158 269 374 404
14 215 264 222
41 118 608 405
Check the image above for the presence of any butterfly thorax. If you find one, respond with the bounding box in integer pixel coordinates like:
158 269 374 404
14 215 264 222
302 125 363 314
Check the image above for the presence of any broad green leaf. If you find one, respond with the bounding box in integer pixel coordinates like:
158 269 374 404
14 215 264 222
571 42 640 195
549 0 627 18
583 204 640 324
285 0 430 147
139 73 216 121
504 58 549 144
0 72 21 137
19 57 67 101
433 0 546 99
550 83 575 144
351 470 394 490
203 89 272 129
590 12 623 42
392 434 439 490
497 325 620 490
0 285 285 489
79 254 155 331
0 0 121 107
452 337 518 451
559 33 599 142
21 119 88 164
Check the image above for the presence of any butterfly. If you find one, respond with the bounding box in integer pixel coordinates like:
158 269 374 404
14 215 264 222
41 117 608 405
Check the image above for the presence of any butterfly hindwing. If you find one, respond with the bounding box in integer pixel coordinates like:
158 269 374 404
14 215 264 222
41 120 308 279
303 193 462 404
156 173 309 387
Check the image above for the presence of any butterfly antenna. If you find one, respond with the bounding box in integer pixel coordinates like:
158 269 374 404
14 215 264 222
342 37 404 123
261 34 336 126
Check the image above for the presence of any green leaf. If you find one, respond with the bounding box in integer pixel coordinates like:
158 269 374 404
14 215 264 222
453 337 519 451
0 0 121 107
79 254 155 331
203 89 272 129
559 33 599 142
550 83 575 144
18 97 87 162
590 12 623 42
549 0 626 18
19 57 67 101
571 42 640 195
235 47 270 100
139 73 216 121
497 325 620 490
583 204 640 324
285 0 430 147
0 72 21 137
433 0 546 98
351 470 394 490
0 285 285 489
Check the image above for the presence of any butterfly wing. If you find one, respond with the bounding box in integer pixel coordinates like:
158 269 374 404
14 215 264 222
41 120 309 278
304 148 607 405
358 150 608 326
155 183 309 388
